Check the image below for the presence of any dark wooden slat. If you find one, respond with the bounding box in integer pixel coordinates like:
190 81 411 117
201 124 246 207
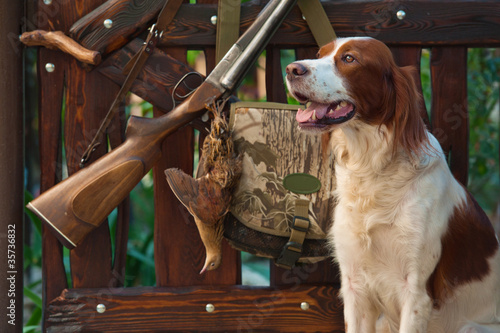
265 46 288 103
430 47 469 185
390 46 430 126
46 285 344 332
37 3 79 329
108 107 129 287
158 1 500 48
64 54 120 288
98 38 204 113
36 0 117 327
0 0 24 330
70 0 165 54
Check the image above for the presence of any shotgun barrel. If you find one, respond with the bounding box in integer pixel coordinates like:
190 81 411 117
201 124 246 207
28 0 298 248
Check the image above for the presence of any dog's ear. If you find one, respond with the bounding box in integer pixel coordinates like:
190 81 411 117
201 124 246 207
386 65 427 157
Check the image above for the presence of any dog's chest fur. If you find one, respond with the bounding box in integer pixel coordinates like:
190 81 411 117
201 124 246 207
328 127 458 317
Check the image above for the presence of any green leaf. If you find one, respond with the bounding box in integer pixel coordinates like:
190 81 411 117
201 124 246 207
24 286 42 308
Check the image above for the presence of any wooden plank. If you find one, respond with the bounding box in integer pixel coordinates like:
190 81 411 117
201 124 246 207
153 0 240 287
36 0 127 293
46 285 344 332
0 0 24 330
70 0 165 54
98 38 204 113
390 46 430 126
38 46 68 331
64 54 118 288
265 46 288 103
158 1 500 48
430 47 469 185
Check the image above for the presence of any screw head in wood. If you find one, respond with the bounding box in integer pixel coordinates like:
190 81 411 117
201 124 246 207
300 302 310 311
205 303 215 313
45 63 55 73
96 304 106 313
104 19 113 29
43 0 52 5
210 15 217 25
396 10 406 20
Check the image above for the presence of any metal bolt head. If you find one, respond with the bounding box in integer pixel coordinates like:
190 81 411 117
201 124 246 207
300 302 310 311
45 63 55 73
104 19 113 29
396 10 406 20
205 303 215 313
210 15 217 25
43 0 52 5
96 304 106 313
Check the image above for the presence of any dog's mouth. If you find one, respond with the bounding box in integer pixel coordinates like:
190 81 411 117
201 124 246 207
295 98 356 129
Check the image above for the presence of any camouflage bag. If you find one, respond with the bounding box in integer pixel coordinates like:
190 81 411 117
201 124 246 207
222 102 337 269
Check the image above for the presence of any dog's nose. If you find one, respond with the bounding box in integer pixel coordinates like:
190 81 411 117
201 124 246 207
286 62 308 79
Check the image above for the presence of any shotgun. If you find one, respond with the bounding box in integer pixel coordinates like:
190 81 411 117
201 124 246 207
28 0 298 249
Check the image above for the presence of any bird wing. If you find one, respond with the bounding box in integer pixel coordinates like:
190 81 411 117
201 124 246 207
189 176 229 226
165 168 230 226
164 168 199 216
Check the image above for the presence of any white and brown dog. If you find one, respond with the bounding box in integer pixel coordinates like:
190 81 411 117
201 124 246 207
286 37 500 333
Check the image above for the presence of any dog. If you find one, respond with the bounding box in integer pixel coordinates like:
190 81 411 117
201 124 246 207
285 37 500 333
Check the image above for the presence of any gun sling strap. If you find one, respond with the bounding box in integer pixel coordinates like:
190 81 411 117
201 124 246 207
80 0 184 167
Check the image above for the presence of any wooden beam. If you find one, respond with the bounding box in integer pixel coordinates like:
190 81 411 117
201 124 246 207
430 47 469 185
157 1 500 48
46 285 344 332
0 0 24 331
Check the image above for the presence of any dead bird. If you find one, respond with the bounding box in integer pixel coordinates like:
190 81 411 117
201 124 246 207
165 100 241 274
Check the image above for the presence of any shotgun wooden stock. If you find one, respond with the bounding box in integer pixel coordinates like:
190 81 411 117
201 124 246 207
28 82 222 248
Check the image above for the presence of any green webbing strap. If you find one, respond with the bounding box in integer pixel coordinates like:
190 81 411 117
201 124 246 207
276 199 311 269
215 0 241 63
215 0 334 64
298 0 336 46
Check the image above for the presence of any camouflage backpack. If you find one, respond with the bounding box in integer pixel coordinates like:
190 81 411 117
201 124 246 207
222 102 336 269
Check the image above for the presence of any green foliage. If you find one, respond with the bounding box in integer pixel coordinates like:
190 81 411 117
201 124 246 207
466 48 500 214
420 48 500 215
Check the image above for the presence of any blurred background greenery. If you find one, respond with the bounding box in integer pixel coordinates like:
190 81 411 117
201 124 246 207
23 46 499 332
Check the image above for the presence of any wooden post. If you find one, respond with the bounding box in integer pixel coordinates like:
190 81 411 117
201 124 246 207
0 0 24 332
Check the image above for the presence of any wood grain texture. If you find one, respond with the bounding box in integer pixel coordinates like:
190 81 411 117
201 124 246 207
36 0 128 301
430 47 469 185
265 46 287 103
158 1 500 48
390 46 430 126
70 0 165 54
46 285 344 332
153 0 240 287
98 38 204 112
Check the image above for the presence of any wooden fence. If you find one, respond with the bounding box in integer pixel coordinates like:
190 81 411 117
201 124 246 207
29 0 500 331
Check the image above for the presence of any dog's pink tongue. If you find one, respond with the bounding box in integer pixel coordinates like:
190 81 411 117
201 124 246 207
296 102 329 123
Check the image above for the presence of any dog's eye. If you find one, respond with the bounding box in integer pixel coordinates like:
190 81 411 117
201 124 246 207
343 55 355 63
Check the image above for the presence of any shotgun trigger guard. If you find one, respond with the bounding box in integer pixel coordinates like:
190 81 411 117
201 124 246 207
171 72 204 108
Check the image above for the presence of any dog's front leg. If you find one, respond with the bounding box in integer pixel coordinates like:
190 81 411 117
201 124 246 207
340 272 379 333
398 283 433 333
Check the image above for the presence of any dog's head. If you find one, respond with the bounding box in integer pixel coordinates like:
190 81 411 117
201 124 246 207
286 37 426 155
